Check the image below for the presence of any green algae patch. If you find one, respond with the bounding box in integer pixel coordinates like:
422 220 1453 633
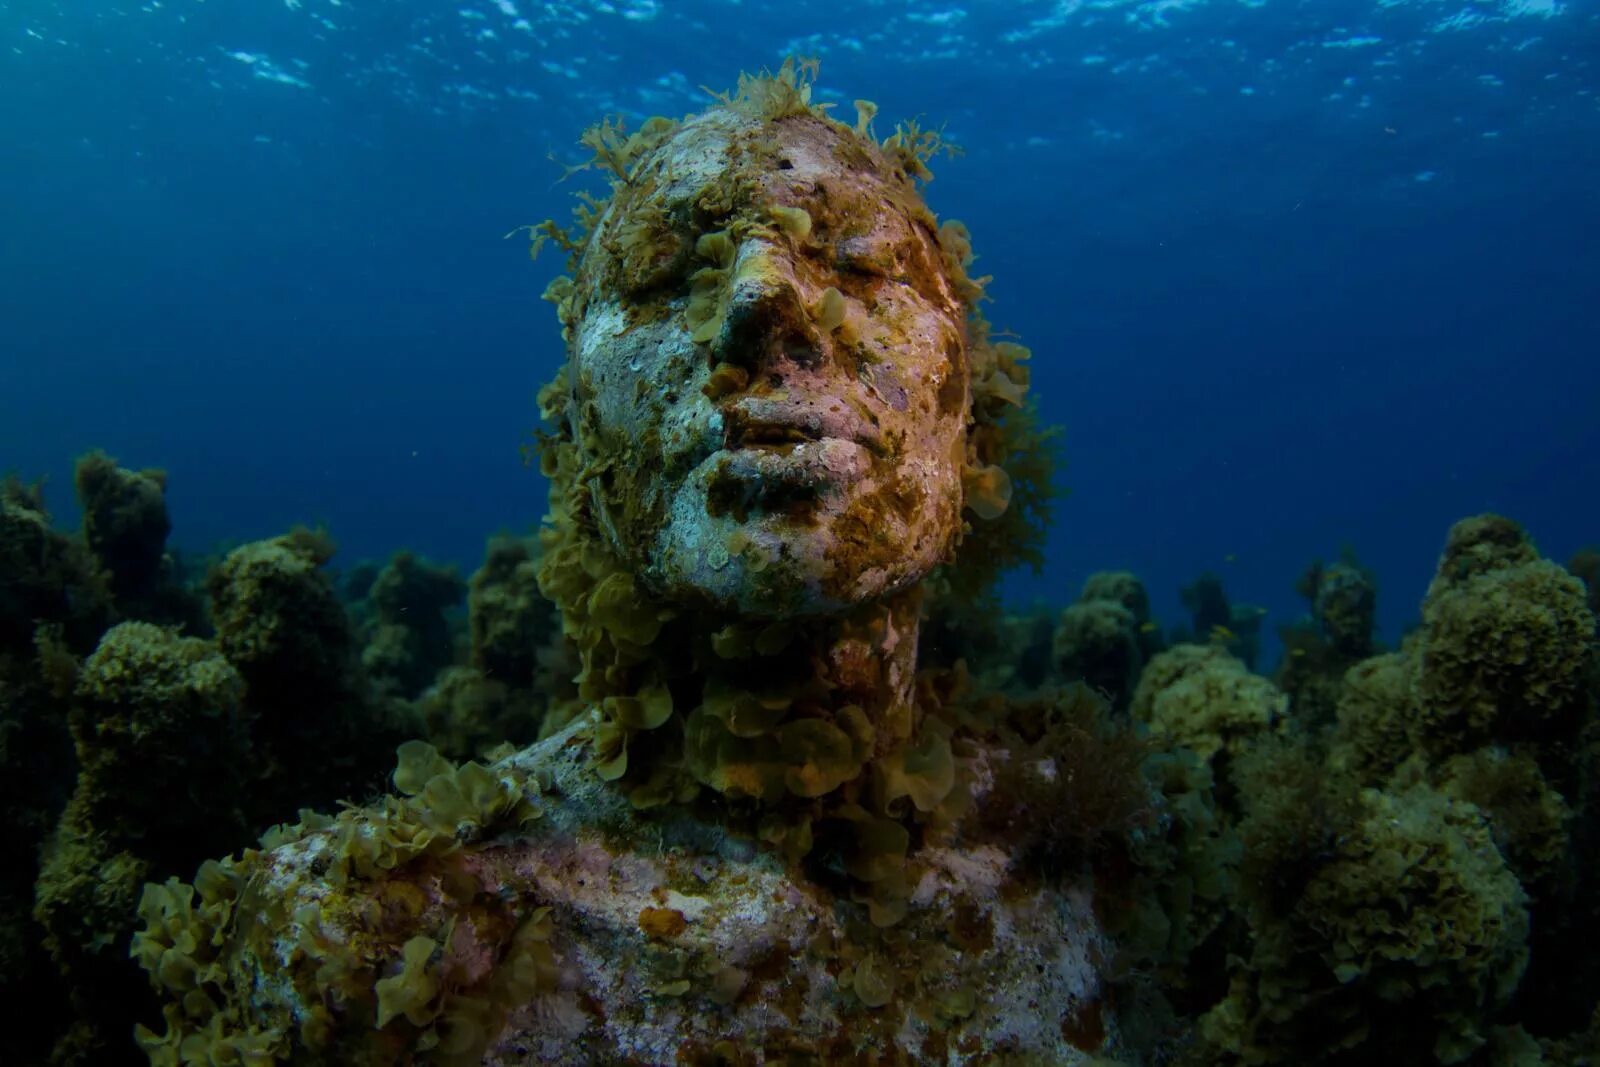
848 952 896 1009
874 723 956 814
960 463 1012 521
778 717 860 798
374 935 441 1029
587 571 666 647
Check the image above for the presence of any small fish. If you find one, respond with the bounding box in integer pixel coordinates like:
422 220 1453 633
1139 621 1159 634
1291 648 1307 657
1224 553 1237 564
1209 624 1236 642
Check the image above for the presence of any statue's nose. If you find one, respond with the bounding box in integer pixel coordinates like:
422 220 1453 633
711 241 823 373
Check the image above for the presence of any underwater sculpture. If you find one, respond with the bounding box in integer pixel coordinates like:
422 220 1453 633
95 59 1600 1066
130 61 1115 1064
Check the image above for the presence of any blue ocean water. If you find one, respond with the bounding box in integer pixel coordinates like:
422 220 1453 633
3 0 1597 648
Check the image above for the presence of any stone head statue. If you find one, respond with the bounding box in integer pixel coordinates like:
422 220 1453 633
535 60 1040 623
529 60 1052 812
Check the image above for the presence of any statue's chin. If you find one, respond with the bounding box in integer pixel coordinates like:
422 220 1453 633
642 512 845 620
627 514 908 622
608 458 943 619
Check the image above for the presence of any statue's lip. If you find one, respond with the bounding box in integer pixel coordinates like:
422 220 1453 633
721 397 882 454
711 437 872 490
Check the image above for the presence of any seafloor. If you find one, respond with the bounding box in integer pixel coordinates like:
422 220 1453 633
2 449 1597 1065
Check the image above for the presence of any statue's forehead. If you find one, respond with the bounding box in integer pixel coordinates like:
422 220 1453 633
642 112 740 204
645 111 916 238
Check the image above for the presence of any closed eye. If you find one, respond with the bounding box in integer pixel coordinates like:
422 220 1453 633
835 254 887 278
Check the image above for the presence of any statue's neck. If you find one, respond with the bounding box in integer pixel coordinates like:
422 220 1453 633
690 584 925 749
810 584 924 728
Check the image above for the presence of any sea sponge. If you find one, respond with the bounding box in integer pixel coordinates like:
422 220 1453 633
1180 573 1232 638
1438 748 1572 906
359 551 464 699
1312 558 1378 658
1053 598 1142 709
1130 644 1286 763
0 475 110 651
1202 784 1530 1064
468 535 558 687
1081 570 1154 630
1425 514 1540 600
417 666 542 762
1327 650 1417 786
72 450 173 613
60 621 247 846
638 906 688 941
208 531 352 695
1412 551 1593 753
208 530 410 824
1569 547 1600 617
1110 748 1238 983
33 622 250 1061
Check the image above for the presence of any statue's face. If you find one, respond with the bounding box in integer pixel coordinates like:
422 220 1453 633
566 111 970 617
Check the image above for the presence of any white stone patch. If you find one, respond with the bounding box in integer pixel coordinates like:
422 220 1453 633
661 889 711 922
911 843 1011 906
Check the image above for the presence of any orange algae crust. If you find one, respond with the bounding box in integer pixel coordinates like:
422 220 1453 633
637 906 688 941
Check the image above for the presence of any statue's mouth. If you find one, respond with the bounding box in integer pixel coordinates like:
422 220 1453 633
703 436 871 520
695 396 882 516
728 423 817 448
720 396 883 455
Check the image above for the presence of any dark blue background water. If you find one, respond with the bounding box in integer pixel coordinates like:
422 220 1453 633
4 0 1597 651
